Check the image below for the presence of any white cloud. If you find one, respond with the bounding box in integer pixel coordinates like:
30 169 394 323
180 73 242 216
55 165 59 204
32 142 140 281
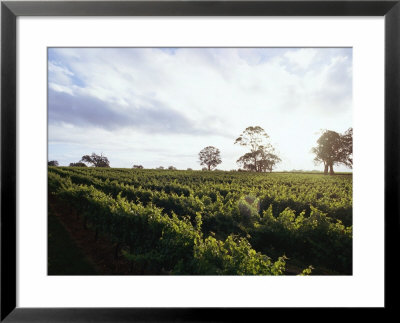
48 61 74 76
48 48 352 171
284 48 317 70
49 82 74 95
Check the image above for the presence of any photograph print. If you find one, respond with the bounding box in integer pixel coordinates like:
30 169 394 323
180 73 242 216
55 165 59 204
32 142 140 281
48 47 353 276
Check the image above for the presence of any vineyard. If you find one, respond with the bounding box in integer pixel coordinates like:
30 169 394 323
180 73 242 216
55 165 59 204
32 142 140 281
48 167 352 275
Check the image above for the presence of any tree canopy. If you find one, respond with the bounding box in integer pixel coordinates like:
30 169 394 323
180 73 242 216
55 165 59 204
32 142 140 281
69 162 87 167
80 153 110 168
312 128 353 175
199 146 222 171
235 126 280 172
48 160 59 166
256 148 282 173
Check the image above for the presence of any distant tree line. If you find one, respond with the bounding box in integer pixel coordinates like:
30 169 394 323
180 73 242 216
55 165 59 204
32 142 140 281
69 162 87 167
196 125 352 175
197 126 281 173
51 126 352 175
64 153 110 168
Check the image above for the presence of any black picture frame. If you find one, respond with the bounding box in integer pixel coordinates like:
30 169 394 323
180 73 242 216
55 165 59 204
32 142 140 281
1 0 399 321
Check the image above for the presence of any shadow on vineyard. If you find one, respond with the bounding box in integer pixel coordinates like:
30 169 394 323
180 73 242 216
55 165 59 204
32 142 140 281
48 206 97 275
48 167 352 275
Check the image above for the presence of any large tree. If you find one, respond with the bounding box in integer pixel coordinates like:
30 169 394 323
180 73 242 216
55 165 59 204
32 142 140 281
48 160 59 166
80 153 110 168
312 128 353 175
340 127 353 166
235 126 278 172
236 146 281 172
199 146 222 171
256 147 282 172
236 152 257 171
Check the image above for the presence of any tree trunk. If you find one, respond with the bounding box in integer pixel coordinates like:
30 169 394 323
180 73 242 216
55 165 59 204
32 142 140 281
208 165 210 171
324 163 328 175
329 163 334 175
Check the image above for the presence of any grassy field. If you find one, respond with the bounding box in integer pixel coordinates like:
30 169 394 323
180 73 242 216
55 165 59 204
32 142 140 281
48 167 352 275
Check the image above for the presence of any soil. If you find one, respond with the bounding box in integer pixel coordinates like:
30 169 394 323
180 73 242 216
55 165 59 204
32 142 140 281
49 194 133 275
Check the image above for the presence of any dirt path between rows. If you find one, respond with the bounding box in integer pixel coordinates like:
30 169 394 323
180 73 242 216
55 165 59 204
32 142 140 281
49 194 133 275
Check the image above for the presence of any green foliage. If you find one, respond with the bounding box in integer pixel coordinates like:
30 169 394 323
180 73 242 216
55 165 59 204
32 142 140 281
252 205 352 273
298 266 314 276
48 160 59 166
49 171 288 275
192 235 286 275
238 195 260 226
48 208 97 275
48 167 352 274
312 128 353 174
199 146 222 171
235 126 281 172
69 162 87 167
80 152 110 167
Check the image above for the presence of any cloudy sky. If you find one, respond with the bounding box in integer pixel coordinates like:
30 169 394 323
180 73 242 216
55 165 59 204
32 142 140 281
48 47 352 171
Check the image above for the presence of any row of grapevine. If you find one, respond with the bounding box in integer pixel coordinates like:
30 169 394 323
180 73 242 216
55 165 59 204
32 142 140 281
49 171 289 275
48 167 352 274
51 167 352 225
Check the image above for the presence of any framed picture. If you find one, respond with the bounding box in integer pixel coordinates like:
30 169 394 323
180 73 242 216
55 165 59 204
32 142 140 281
1 0 398 320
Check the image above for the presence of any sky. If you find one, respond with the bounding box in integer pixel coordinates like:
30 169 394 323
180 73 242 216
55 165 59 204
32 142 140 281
48 47 352 171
